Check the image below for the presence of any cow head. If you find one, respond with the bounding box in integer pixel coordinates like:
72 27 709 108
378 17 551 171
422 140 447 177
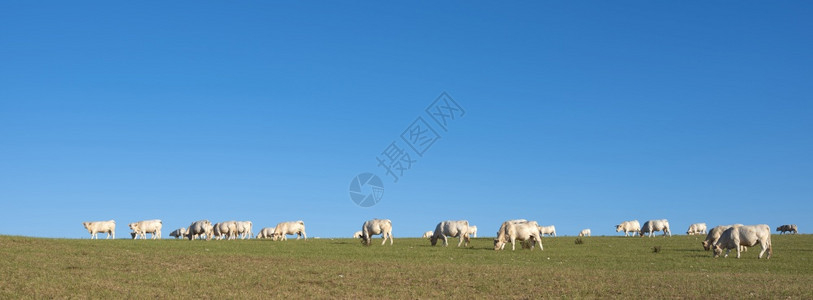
615 225 622 232
702 240 712 251
430 234 438 246
82 222 90 231
712 245 723 258
130 232 137 239
493 238 505 251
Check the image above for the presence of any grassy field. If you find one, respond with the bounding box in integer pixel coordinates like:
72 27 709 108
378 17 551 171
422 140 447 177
1 234 811 299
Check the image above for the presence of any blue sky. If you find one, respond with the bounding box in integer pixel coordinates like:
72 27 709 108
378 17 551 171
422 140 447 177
1 2 811 238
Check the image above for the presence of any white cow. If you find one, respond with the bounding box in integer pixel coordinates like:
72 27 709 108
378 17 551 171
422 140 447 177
187 220 214 241
422 231 433 239
353 230 364 239
702 224 744 251
776 224 798 234
615 220 641 237
713 224 772 259
578 229 591 237
235 221 253 239
361 219 393 246
213 221 238 240
640 219 671 237
256 227 276 239
686 223 707 235
129 219 162 240
494 220 542 251
272 221 307 241
82 220 116 239
169 228 188 239
430 220 471 247
538 225 557 237
468 225 478 238
495 219 536 250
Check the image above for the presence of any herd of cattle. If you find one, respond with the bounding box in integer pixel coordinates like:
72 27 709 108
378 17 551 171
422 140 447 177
81 218 799 259
80 219 306 241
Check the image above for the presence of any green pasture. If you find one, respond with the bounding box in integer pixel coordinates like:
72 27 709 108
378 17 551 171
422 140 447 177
1 234 810 298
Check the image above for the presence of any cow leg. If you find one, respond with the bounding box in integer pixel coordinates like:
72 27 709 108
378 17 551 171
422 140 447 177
537 236 543 251
461 234 469 247
735 241 742 258
511 237 517 251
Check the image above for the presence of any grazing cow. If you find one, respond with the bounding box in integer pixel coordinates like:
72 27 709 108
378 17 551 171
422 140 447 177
235 221 253 239
82 220 116 239
468 225 478 238
538 225 557 237
702 224 744 251
213 221 238 240
353 231 364 239
495 220 537 250
256 227 276 239
615 220 641 237
494 220 542 251
578 229 591 237
776 224 798 235
272 221 307 241
430 220 471 247
169 228 188 239
686 223 707 235
187 220 214 241
129 219 162 240
422 231 433 239
640 219 671 237
713 224 772 259
361 219 393 246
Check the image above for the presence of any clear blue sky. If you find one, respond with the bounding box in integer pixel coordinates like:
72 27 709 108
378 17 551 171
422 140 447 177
1 2 811 238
